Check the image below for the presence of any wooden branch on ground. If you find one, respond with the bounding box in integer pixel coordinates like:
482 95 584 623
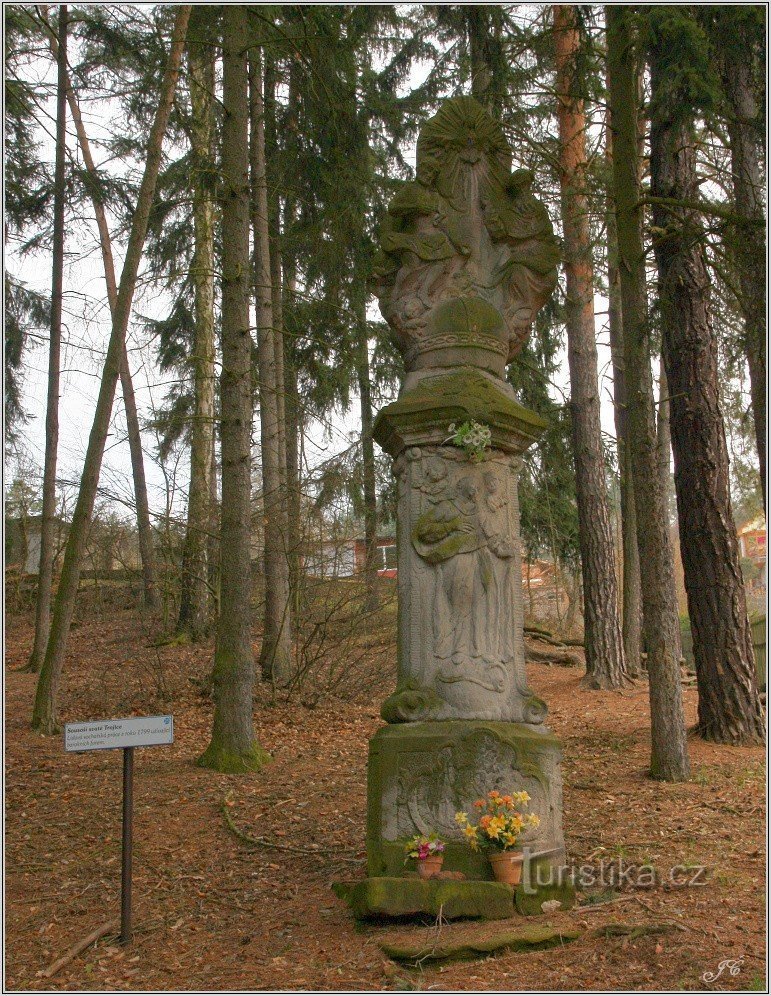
221 792 365 863
524 625 584 650
525 643 583 668
40 921 117 979
589 922 678 937
524 623 554 638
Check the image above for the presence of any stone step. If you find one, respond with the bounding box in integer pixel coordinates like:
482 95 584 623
381 923 583 963
332 877 515 921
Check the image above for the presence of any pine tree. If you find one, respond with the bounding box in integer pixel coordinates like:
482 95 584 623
554 5 627 688
177 5 217 641
249 41 293 686
25 5 67 674
4 5 52 437
606 5 690 780
703 7 766 511
648 7 764 745
605 124 642 675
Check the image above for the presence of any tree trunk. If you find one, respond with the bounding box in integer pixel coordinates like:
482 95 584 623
465 6 505 117
42 11 159 612
198 4 268 773
605 114 643 677
714 25 766 511
31 5 191 735
26 5 68 674
655 354 683 662
208 429 220 613
178 8 216 640
649 27 764 745
120 351 158 609
250 49 293 686
356 305 379 613
606 5 690 780
282 64 302 616
264 55 287 480
554 4 627 689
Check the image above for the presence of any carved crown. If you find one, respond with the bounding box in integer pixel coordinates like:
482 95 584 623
373 97 559 376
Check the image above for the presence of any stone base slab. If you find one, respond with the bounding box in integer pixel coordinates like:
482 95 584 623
366 720 566 880
332 877 515 921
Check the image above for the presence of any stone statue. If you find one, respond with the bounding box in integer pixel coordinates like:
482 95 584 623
373 95 559 373
353 97 571 911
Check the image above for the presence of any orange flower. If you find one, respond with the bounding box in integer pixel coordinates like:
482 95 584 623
474 799 485 809
488 790 500 799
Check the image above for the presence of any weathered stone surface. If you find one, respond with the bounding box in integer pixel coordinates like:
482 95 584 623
373 369 546 458
361 96 567 923
332 877 514 921
384 446 548 723
367 722 566 880
380 924 582 963
373 96 559 372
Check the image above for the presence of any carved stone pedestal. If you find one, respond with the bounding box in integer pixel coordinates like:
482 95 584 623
367 721 566 880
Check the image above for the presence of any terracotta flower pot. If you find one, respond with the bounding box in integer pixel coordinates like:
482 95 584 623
489 850 524 886
417 855 444 879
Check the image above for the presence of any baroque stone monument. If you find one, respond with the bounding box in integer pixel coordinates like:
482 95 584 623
343 97 571 917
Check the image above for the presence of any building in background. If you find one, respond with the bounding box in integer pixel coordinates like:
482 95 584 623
738 515 767 565
303 535 397 579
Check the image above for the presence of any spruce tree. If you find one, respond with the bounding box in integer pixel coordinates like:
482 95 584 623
32 6 191 734
198 4 269 772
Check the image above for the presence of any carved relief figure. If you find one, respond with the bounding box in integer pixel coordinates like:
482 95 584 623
397 730 551 845
411 454 521 699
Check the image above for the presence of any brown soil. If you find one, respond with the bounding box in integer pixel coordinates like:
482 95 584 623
4 602 766 991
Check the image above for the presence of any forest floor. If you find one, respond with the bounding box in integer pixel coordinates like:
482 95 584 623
4 591 766 992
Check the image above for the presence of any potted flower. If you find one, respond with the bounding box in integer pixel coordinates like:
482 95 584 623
403 832 446 879
455 790 540 886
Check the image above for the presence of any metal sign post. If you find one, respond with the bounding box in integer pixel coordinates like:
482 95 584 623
64 716 173 945
121 746 134 944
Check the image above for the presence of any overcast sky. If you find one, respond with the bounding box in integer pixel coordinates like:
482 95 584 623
7 10 621 529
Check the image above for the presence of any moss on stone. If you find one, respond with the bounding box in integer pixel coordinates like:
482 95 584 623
515 875 576 916
196 741 271 773
332 877 514 921
379 368 547 429
430 297 505 340
381 924 582 963
372 369 547 458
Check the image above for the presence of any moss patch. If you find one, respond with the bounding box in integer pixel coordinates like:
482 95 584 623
196 742 271 773
514 875 576 916
372 368 546 457
332 877 514 921
381 924 582 963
